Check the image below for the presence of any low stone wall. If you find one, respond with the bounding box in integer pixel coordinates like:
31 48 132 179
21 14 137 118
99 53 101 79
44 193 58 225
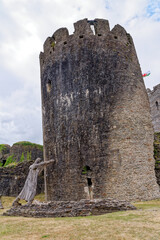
4 199 136 218
0 160 44 196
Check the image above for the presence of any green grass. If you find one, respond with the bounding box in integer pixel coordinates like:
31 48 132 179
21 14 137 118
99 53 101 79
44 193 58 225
134 199 160 210
13 141 43 150
1 196 160 239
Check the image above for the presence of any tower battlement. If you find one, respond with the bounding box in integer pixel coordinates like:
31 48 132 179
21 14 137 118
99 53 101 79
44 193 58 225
40 18 135 72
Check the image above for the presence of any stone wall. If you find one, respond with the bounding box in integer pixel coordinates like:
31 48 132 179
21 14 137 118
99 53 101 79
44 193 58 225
0 160 44 197
10 143 43 162
0 142 43 166
40 18 160 202
0 144 11 166
4 199 136 218
147 84 160 132
154 132 160 186
0 142 44 197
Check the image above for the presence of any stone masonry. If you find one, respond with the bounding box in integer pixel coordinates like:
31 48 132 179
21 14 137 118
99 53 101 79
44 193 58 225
0 160 44 197
4 199 136 218
0 142 43 166
147 84 160 132
40 18 160 202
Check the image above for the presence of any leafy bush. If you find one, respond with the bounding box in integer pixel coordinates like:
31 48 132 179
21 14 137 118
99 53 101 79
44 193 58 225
20 153 25 162
3 155 15 167
51 41 55 48
0 144 6 153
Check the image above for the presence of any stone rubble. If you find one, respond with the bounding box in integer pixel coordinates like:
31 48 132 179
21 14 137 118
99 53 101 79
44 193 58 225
3 198 136 218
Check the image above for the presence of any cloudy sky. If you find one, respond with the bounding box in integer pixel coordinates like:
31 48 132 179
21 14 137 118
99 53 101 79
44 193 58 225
0 0 160 146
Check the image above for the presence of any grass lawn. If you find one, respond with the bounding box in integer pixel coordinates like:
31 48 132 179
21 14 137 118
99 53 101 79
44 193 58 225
0 195 160 240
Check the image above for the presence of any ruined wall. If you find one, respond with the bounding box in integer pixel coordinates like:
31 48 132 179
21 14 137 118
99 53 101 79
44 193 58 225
0 144 10 166
40 18 160 202
147 84 160 132
10 143 43 163
154 132 160 186
4 199 136 218
0 142 43 166
0 160 44 197
0 142 44 196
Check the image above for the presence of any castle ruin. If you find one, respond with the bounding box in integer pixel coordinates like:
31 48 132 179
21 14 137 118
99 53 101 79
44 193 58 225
147 84 160 132
40 18 160 202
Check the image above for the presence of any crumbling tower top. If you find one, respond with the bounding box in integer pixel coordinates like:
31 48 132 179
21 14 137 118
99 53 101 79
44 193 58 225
40 18 136 71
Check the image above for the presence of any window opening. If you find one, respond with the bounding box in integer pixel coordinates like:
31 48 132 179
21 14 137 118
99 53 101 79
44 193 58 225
98 34 102 36
114 36 118 39
46 80 52 93
156 101 159 110
90 25 95 35
79 35 83 39
87 178 92 186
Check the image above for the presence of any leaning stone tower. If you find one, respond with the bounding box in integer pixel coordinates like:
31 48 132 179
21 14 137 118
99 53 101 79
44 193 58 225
40 18 159 201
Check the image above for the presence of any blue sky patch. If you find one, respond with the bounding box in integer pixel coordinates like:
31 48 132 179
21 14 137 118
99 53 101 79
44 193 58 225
147 0 160 20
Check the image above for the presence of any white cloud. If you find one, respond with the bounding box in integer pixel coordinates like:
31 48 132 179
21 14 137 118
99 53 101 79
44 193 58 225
0 0 160 145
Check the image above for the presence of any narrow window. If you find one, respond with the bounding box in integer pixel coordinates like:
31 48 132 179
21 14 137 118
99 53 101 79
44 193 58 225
156 101 159 110
87 178 92 186
90 25 95 35
46 80 51 93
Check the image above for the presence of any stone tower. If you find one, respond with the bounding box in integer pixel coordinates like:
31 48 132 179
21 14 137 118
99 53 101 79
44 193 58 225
147 84 160 132
40 18 160 201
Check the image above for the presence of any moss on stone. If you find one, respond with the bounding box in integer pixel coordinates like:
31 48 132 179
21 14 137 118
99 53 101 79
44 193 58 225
3 155 16 167
13 141 43 151
20 152 25 162
27 151 32 161
0 144 6 153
